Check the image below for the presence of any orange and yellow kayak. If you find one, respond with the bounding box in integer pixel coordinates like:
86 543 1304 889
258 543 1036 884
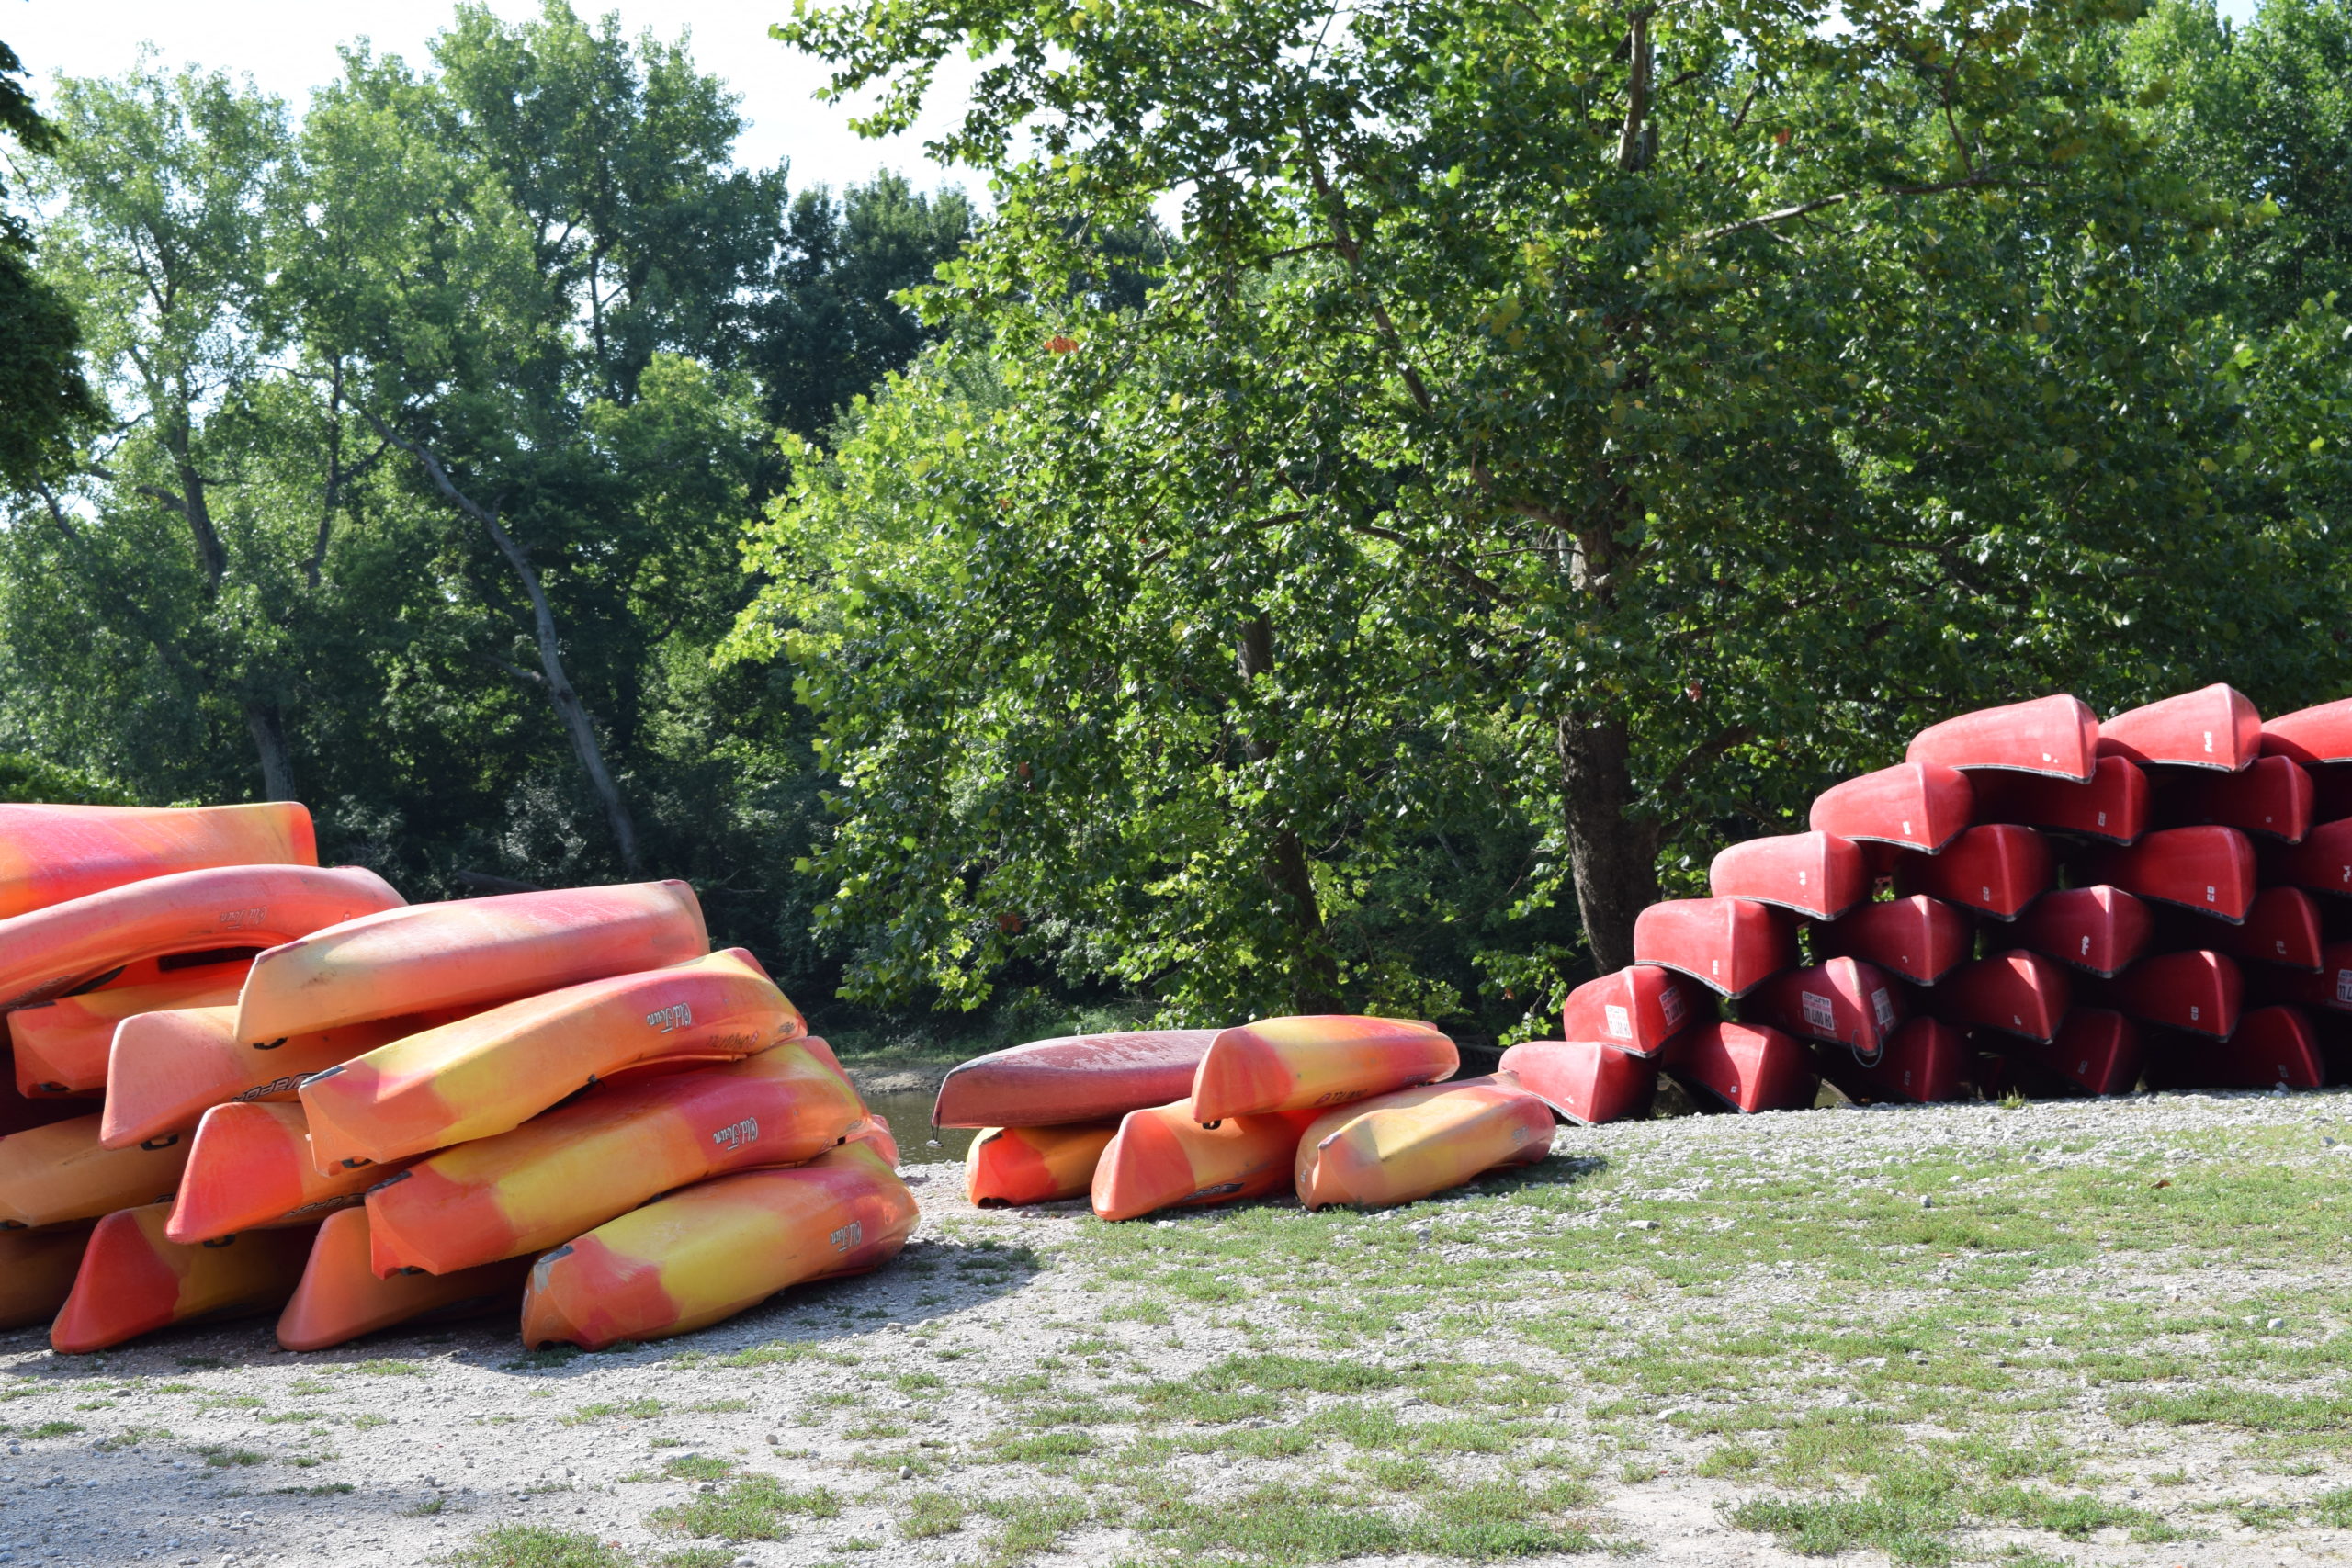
0 801 315 921
298 948 801 1171
0 864 403 1011
367 1043 863 1276
49 1203 316 1353
0 1223 93 1330
520 1141 918 1350
1294 1076 1553 1210
166 1101 414 1245
9 956 252 1097
1187 1017 1457 1122
232 881 707 1047
841 1111 899 1166
1090 1101 1318 1221
966 1122 1118 1206
0 1114 189 1229
276 1207 531 1352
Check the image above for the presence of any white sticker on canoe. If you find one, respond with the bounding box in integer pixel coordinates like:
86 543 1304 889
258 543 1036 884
1603 1003 1633 1040
710 1117 759 1151
2338 968 2352 1005
1871 988 1895 1031
830 1220 863 1252
1660 987 1686 1026
1801 991 1837 1034
2204 730 2215 754
647 1002 694 1032
2206 885 2217 904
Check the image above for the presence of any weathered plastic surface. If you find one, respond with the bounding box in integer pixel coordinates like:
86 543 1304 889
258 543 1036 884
1940 951 2072 1043
2264 817 2352 900
931 1030 1219 1129
1294 1077 1554 1209
1708 832 1869 921
1970 755 2148 845
166 1101 418 1246
2245 941 2352 1016
1816 1016 1969 1104
2086 825 2256 923
1981 1009 2141 1096
2098 683 2262 772
2152 755 2313 844
232 881 708 1046
2262 698 2352 766
1906 694 2099 782
1632 897 1798 998
840 1111 899 1167
0 1224 92 1331
1740 958 1906 1061
49 1203 315 1354
1658 1021 1818 1113
0 801 315 922
1891 824 2053 920
1812 895 1973 987
0 1113 190 1230
1090 1102 1318 1221
277 1208 531 1352
2206 886 2327 972
1558 966 1702 1057
2012 886 2154 979
1187 1016 1457 1122
0 1047 90 1138
1809 762 1974 853
1497 1039 1659 1125
965 1122 1119 1207
2143 1005 2324 1092
8 957 251 1097
2105 950 2244 1041
520 1142 919 1350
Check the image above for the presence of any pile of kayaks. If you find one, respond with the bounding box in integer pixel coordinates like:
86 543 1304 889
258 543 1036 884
0 800 911 1354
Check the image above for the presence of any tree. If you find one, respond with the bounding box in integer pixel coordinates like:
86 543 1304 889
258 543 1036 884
0 39 97 488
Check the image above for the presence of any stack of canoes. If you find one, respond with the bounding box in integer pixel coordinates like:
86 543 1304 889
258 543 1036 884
937 1017 1555 1218
0 800 912 1355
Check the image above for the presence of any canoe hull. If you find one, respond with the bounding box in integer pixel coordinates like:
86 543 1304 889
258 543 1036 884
2262 699 2352 766
2102 950 2244 1041
2152 754 2312 843
1498 1039 1658 1125
2098 683 2262 773
167 1101 416 1246
1740 958 1905 1061
931 1030 1219 1128
1941 951 2072 1043
8 958 251 1097
2012 886 2154 978
1659 1021 1817 1113
1892 825 2052 920
1906 694 2099 782
1815 1016 1969 1104
1979 1009 2141 1095
1632 897 1797 998
2087 825 2256 923
1809 762 1974 853
2143 1005 2324 1092
1558 966 1701 1058
1708 832 1868 921
1971 755 2149 845
1814 896 1973 987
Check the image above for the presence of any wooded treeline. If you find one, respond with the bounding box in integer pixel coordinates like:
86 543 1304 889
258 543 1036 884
4 0 2350 1046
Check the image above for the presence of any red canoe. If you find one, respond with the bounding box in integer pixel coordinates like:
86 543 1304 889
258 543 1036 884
2143 1005 2324 1092
2011 886 2154 978
2098 683 2261 773
1812 895 1973 986
1740 958 1905 1061
2105 950 2244 1040
1940 950 2071 1042
1906 694 2099 782
2088 824 2256 922
931 1030 1220 1128
1970 755 2148 845
1815 1016 1969 1103
1708 832 1868 921
1809 763 1974 853
1558 966 1702 1058
1631 898 1797 998
1658 1021 1817 1113
1497 1039 1657 1125
2264 817 2352 899
2245 941 2352 1015
2153 755 2312 844
1982 1009 2142 1095
2262 698 2352 766
1892 824 2052 920
2162 886 2324 972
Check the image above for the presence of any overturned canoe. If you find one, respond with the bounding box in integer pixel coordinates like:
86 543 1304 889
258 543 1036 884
49 1203 315 1354
0 1224 93 1332
367 1043 862 1277
1659 1021 1817 1113
1980 1009 2142 1096
277 1207 531 1352
965 1122 1120 1207
1091 1102 1317 1221
1497 1038 1657 1125
2201 886 2327 972
2143 1005 2324 1092
2012 886 2154 978
521 1141 918 1351
1708 831 1868 921
2152 755 2312 844
1815 1016 1969 1104
2264 818 2352 900
2087 825 2256 923
2262 698 2352 766
1632 897 1797 998
1906 694 2099 782
1558 965 1702 1057
0 1113 190 1230
1809 762 1974 854
2103 950 2243 1041
1187 1016 1456 1122
9 955 253 1098
0 801 314 922
1813 895 1973 987
1940 951 2071 1043
2245 941 2352 1016
2098 684 2261 773
232 881 708 1047
1892 824 2052 920
1740 958 1905 1061
1970 755 2148 845
166 1101 417 1246
1295 1077 1554 1210
931 1029 1219 1129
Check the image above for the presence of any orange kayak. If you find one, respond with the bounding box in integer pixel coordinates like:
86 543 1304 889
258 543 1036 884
366 1043 863 1276
50 1203 315 1353
167 1101 416 1245
277 1207 531 1352
232 881 708 1047
9 956 253 1097
0 1114 190 1229
0 801 314 921
1294 1076 1554 1209
520 1140 918 1350
0 1049 88 1136
842 1111 899 1166
298 947 801 1170
0 863 403 1011
965 1122 1118 1206
1090 1101 1318 1221
0 1223 94 1330
931 1029 1218 1128
1187 1017 1457 1122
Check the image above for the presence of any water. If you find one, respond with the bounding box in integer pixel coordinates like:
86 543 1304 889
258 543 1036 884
864 1086 976 1165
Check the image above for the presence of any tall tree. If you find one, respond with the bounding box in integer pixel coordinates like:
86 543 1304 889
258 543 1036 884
0 40 97 488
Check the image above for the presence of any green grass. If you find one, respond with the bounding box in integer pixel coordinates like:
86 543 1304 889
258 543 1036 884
899 1489 967 1539
650 1475 842 1540
436 1527 629 1568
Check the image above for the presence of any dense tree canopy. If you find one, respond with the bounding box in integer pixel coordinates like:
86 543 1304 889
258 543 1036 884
0 39 97 487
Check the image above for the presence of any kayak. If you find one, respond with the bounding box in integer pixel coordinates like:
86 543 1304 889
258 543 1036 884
931 1029 1219 1128
2086 825 2256 922
0 1224 92 1331
1708 831 1868 920
49 1203 315 1354
1970 755 2148 845
1815 1016 1968 1104
1186 1016 1457 1122
2103 949 2243 1041
520 1140 917 1350
297 948 801 1170
0 1051 88 1137
2012 886 2154 978
2153 755 2312 843
1558 965 1702 1056
1632 897 1797 998
8 955 252 1097
1091 1102 1319 1220
1891 824 2052 920
0 1113 190 1229
841 1111 899 1167
2098 683 2262 773
1809 762 1973 853
1906 694 2099 782
1658 1021 1817 1113
0 800 314 922
1294 1077 1554 1209
2143 1005 2324 1092
232 880 708 1047
1812 895 1973 986
1496 1038 1658 1124
366 1043 862 1276
277 1208 532 1352
965 1122 1119 1206
0 864 403 1011
1941 951 2071 1043
1740 957 1905 1060
2262 698 2352 766
166 1102 416 1246
2264 817 2352 900
1981 1009 2142 1095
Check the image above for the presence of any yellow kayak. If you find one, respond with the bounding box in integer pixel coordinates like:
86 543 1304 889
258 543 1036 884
50 1203 315 1353
1294 1075 1554 1209
1188 1016 1457 1122
166 1101 414 1246
1090 1101 1318 1221
966 1122 1118 1207
0 1224 93 1330
0 1114 189 1230
9 956 250 1097
277 1207 530 1352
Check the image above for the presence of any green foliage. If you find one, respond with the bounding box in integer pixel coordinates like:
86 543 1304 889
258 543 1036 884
0 39 97 487
0 752 133 805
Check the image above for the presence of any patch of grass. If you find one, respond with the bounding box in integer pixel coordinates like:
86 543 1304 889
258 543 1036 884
563 1398 666 1425
194 1445 268 1468
276 1483 357 1495
351 1359 430 1377
650 1475 842 1540
2318 1487 2352 1528
435 1525 629 1568
654 1551 735 1568
983 1430 1096 1465
1135 1477 1596 1562
978 1496 1094 1565
23 1420 81 1438
900 1490 967 1539
662 1453 736 1482
686 1398 750 1413
408 1496 451 1517
288 1377 332 1395
92 1425 171 1451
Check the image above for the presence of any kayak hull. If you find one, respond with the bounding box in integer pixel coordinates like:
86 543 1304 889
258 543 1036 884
931 1030 1219 1128
1906 694 2099 782
51 1204 315 1353
8 958 251 1097
2087 825 2256 923
965 1122 1119 1206
1187 1016 1457 1122
0 1224 93 1331
1558 966 1702 1057
1708 831 1868 921
1813 896 1973 987
1091 1102 1316 1221
167 1101 417 1246
277 1208 530 1351
1740 958 1905 1060
2098 683 2262 773
1497 1039 1657 1125
1809 763 1974 853
1659 1021 1818 1113
0 801 314 922
1294 1077 1553 1210
0 1113 190 1230
1632 897 1797 998
1940 951 2071 1043
2012 886 2154 978
1893 824 2053 920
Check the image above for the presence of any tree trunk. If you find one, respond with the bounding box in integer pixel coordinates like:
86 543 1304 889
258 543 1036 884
1238 613 1341 1012
1556 712 1657 975
242 702 297 802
